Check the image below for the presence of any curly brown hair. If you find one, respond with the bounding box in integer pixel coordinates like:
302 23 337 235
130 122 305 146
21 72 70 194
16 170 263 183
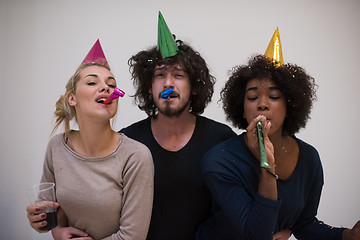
128 40 215 117
221 55 317 136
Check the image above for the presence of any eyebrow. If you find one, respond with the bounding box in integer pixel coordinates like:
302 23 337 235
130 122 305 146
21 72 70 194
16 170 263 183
246 86 258 92
154 66 185 72
85 74 115 80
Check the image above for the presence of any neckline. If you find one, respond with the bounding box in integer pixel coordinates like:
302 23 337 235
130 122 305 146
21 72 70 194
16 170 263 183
61 132 124 161
240 133 302 182
148 116 198 153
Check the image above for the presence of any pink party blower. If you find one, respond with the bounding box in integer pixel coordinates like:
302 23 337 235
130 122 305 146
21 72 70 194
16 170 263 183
102 87 125 104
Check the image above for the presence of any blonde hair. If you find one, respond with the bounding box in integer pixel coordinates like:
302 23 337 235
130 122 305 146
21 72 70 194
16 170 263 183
51 62 111 138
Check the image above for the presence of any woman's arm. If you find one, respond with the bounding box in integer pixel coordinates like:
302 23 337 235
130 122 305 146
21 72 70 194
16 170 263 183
202 126 281 240
102 145 154 240
244 116 277 201
51 207 93 240
291 148 347 240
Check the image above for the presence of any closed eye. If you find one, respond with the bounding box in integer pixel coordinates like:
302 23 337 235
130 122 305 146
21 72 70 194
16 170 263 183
247 97 257 101
155 73 165 78
270 96 281 100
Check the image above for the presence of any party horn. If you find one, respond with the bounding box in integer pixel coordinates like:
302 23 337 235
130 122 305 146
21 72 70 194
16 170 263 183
257 120 271 168
160 88 174 99
102 87 125 104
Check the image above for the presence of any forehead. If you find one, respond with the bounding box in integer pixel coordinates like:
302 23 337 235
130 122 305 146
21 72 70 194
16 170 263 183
80 65 113 78
246 78 278 89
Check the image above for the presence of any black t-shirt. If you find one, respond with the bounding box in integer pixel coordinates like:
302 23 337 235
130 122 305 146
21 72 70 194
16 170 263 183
119 115 236 240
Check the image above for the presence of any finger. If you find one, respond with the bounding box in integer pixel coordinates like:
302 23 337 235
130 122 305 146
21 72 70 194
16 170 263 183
71 238 93 240
38 201 60 209
26 204 42 214
247 115 265 133
27 212 47 222
67 227 90 237
30 220 49 233
263 121 271 139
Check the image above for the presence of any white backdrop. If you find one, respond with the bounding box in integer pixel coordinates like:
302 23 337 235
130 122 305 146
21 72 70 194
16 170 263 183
1 0 359 239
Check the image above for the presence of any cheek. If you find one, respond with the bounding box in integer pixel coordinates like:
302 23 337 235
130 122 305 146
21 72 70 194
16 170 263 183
243 101 254 117
242 108 252 124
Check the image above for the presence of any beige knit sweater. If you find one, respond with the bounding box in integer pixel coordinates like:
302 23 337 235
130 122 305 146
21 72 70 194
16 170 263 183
41 133 154 240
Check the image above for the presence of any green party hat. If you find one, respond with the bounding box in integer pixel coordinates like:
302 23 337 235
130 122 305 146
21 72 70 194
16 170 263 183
264 27 284 67
157 11 178 59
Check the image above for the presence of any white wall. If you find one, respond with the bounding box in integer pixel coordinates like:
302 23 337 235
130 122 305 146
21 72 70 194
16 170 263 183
1 0 359 239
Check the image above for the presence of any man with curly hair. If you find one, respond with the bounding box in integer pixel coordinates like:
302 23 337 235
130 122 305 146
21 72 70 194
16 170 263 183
119 38 236 240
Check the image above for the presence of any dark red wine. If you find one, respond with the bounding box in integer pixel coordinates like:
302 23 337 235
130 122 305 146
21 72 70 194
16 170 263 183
39 211 57 230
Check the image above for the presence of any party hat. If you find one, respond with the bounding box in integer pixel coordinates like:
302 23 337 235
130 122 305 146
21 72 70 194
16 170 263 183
82 39 109 68
264 27 284 67
157 11 178 59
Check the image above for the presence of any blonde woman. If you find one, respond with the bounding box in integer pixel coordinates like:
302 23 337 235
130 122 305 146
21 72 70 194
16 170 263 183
26 40 154 240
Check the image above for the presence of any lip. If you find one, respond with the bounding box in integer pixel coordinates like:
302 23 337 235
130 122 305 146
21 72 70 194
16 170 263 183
96 94 111 104
161 96 178 102
257 114 271 120
160 93 179 99
96 94 110 100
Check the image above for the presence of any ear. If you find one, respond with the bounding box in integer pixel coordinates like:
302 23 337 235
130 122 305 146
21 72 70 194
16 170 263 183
148 88 153 95
68 93 77 106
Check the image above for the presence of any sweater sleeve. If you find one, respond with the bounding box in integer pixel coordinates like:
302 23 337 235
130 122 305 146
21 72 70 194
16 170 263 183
202 150 281 240
291 158 345 240
103 143 154 240
40 136 56 185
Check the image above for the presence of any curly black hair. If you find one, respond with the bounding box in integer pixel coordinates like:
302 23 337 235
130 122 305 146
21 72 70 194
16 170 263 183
221 55 317 136
128 39 215 117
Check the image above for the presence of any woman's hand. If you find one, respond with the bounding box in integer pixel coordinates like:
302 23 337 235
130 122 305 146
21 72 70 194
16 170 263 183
342 220 360 240
273 229 291 240
26 201 59 233
244 115 275 166
52 226 93 240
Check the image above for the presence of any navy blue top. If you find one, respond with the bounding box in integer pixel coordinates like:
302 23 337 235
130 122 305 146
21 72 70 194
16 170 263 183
197 133 345 240
120 116 236 240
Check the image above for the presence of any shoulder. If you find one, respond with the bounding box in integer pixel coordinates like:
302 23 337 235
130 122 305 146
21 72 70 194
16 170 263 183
201 134 258 184
119 118 149 132
296 137 321 162
119 134 153 166
118 135 154 174
197 116 232 129
295 137 323 180
119 118 150 138
196 116 237 138
202 134 247 168
120 134 151 156
47 133 65 148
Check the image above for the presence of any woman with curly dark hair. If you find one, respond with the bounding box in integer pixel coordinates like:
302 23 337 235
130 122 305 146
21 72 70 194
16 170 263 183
197 29 360 240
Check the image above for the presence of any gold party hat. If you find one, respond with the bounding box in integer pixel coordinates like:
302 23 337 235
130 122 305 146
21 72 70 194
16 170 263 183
264 27 284 67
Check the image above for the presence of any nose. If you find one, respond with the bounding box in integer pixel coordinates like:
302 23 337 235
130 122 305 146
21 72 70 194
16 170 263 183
164 74 175 88
99 83 110 93
257 96 269 111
